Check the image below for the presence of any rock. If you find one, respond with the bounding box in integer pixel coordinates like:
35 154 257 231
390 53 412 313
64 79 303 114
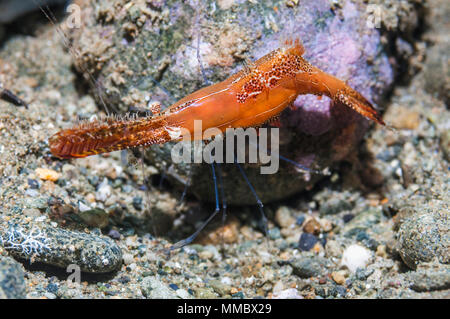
355 268 374 281
325 240 342 258
268 227 281 240
35 168 61 182
274 206 295 228
319 197 353 216
77 208 109 228
122 253 134 265
95 178 112 202
0 218 122 273
341 244 372 273
331 271 346 285
0 256 26 299
175 289 192 299
197 216 240 245
290 255 330 278
397 210 449 269
194 287 218 299
298 233 318 251
423 42 450 105
407 264 450 292
384 105 420 130
440 129 450 161
209 279 232 296
70 0 395 204
303 218 321 235
342 209 382 236
141 276 179 299
272 288 303 299
314 283 347 298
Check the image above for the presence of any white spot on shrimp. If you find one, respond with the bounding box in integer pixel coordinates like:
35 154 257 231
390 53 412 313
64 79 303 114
165 126 182 140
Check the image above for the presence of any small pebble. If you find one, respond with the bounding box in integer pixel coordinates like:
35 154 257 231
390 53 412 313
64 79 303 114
268 227 281 240
132 196 143 211
78 208 109 228
176 289 191 299
27 178 40 189
331 271 346 285
96 178 112 202
296 216 306 226
35 168 61 182
385 105 420 130
342 214 354 223
274 206 295 228
341 244 372 273
108 229 121 240
122 253 134 265
272 288 303 299
169 283 179 291
298 232 318 251
291 256 330 278
43 292 56 299
303 218 321 235
355 268 374 281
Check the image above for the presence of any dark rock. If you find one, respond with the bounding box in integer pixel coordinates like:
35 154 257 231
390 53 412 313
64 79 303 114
398 210 449 269
0 219 123 273
78 208 109 228
423 42 450 105
355 268 374 281
291 255 330 278
342 214 354 223
298 233 318 251
0 256 26 299
296 216 306 226
320 198 353 216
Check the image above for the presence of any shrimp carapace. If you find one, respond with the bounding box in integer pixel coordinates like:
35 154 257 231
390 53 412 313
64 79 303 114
49 38 384 159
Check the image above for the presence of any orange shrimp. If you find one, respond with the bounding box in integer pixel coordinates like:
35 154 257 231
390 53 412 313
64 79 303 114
49 39 384 159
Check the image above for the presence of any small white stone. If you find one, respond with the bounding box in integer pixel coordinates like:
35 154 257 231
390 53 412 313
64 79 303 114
272 288 303 299
128 263 137 271
95 178 112 202
78 201 91 212
341 244 372 273
122 253 134 265
176 289 191 299
272 281 284 294
221 277 232 286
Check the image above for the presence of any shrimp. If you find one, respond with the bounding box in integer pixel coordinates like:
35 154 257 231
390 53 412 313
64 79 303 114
49 39 384 159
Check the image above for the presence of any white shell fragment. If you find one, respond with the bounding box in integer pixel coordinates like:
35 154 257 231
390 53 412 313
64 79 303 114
341 244 372 273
